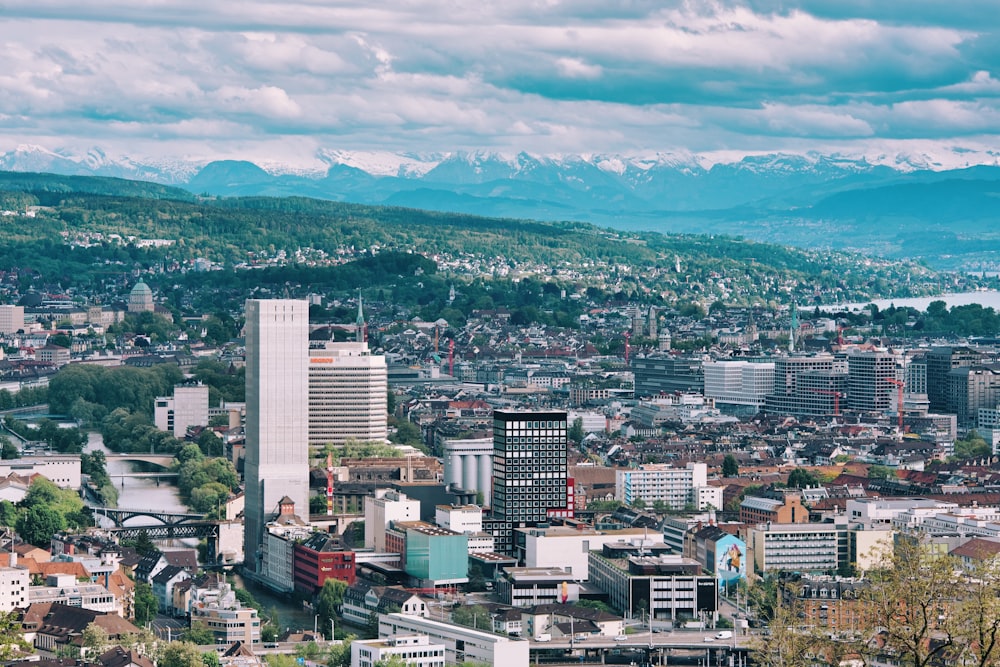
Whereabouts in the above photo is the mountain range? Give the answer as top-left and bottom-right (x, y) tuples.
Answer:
(3, 144), (1000, 267)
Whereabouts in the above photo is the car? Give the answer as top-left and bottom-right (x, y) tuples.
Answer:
(651, 628), (661, 633)
(614, 635), (628, 642)
(704, 636), (715, 642)
(715, 631), (733, 640)
(575, 633), (589, 641)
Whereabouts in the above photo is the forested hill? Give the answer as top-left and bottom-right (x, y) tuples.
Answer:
(0, 170), (947, 306)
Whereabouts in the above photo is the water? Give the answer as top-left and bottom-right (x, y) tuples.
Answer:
(828, 290), (1000, 313)
(86, 432), (321, 633)
(85, 432), (187, 517)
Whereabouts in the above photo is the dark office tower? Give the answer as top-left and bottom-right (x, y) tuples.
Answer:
(847, 350), (899, 413)
(926, 347), (980, 413)
(488, 411), (571, 555)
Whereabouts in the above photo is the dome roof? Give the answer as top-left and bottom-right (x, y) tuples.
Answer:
(130, 281), (152, 296)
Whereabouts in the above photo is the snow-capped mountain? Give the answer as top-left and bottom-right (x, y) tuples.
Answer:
(3, 144), (1000, 224)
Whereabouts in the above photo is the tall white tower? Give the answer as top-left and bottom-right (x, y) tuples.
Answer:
(244, 299), (311, 574)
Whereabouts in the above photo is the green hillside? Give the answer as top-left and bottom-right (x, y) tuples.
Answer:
(0, 171), (950, 306)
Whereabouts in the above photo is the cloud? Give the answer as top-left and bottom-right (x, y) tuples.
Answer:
(0, 1), (997, 162)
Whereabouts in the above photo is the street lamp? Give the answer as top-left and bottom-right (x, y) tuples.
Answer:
(330, 617), (335, 642)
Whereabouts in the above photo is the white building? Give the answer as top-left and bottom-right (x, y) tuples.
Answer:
(365, 489), (421, 551)
(514, 526), (661, 582)
(566, 411), (607, 434)
(28, 574), (119, 614)
(0, 456), (81, 489)
(435, 505), (482, 534)
(261, 503), (313, 593)
(352, 635), (445, 667)
(703, 360), (775, 414)
(0, 564), (28, 611)
(244, 299), (311, 577)
(615, 462), (720, 510)
(0, 305), (24, 334)
(154, 383), (210, 437)
(379, 613), (529, 667)
(748, 521), (848, 575)
(309, 342), (388, 448)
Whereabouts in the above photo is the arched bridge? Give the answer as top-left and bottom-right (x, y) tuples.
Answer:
(89, 505), (205, 527)
(104, 453), (176, 469)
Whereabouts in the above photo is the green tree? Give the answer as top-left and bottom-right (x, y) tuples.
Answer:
(786, 468), (820, 489)
(159, 641), (203, 667)
(196, 429), (223, 457)
(16, 505), (66, 547)
(452, 604), (491, 631)
(630, 498), (646, 510)
(0, 610), (31, 660)
(867, 464), (896, 480)
(0, 437), (18, 460)
(721, 454), (739, 478)
(316, 578), (348, 638)
(389, 420), (423, 447)
(568, 418), (584, 444)
(955, 430), (992, 460)
(134, 581), (158, 626)
(202, 652), (220, 667)
(0, 501), (17, 527)
(182, 622), (215, 645)
(81, 623), (110, 657)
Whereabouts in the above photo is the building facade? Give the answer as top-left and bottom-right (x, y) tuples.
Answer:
(490, 410), (570, 555)
(378, 613), (529, 667)
(308, 342), (388, 449)
(352, 635), (446, 667)
(244, 299), (311, 576)
(615, 463), (718, 510)
(154, 383), (210, 438)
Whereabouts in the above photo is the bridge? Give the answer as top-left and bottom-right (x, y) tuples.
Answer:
(104, 453), (176, 468)
(88, 505), (205, 527)
(102, 521), (220, 542)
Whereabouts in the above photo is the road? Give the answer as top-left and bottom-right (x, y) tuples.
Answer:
(530, 629), (749, 651)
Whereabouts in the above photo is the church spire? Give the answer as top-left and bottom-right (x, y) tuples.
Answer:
(356, 293), (366, 343)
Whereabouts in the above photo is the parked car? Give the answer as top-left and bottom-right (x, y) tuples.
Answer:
(614, 635), (628, 642)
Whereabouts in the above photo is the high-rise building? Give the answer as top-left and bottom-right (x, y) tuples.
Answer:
(154, 383), (209, 437)
(489, 410), (571, 554)
(764, 355), (847, 417)
(926, 346), (980, 413)
(308, 341), (388, 448)
(632, 355), (703, 397)
(847, 350), (900, 413)
(244, 299), (311, 575)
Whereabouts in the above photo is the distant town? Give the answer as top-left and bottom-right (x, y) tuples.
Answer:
(0, 248), (999, 667)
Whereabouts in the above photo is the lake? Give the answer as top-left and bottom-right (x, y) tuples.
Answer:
(829, 290), (1000, 312)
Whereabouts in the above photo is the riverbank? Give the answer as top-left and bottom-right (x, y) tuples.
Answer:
(828, 289), (1000, 312)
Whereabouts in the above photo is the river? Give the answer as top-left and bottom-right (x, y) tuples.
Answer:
(84, 432), (316, 632)
(85, 432), (188, 517)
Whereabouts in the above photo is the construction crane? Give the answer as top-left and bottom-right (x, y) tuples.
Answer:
(807, 388), (844, 416)
(886, 378), (906, 433)
(326, 452), (335, 516)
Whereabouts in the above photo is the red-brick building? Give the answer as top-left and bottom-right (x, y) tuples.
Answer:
(293, 533), (356, 594)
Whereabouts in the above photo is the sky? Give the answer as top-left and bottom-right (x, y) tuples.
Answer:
(2, 0), (1000, 168)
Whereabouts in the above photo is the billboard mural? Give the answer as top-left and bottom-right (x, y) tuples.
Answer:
(714, 533), (747, 587)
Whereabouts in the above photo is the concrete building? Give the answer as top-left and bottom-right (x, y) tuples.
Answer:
(490, 410), (571, 555)
(703, 360), (775, 415)
(154, 383), (210, 438)
(949, 365), (1000, 427)
(0, 305), (24, 334)
(747, 521), (849, 575)
(632, 355), (704, 397)
(847, 350), (900, 413)
(588, 549), (716, 623)
(244, 299), (311, 576)
(441, 437), (492, 497)
(0, 564), (28, 611)
(496, 567), (579, 607)
(926, 346), (980, 413)
(308, 342), (388, 449)
(260, 498), (312, 593)
(0, 456), (80, 488)
(365, 489), (421, 551)
(435, 505), (483, 535)
(352, 635), (446, 667)
(764, 354), (847, 417)
(515, 526), (663, 582)
(379, 612), (529, 667)
(615, 462), (721, 510)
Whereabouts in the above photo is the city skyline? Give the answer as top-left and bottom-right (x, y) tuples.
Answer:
(2, 2), (1000, 169)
